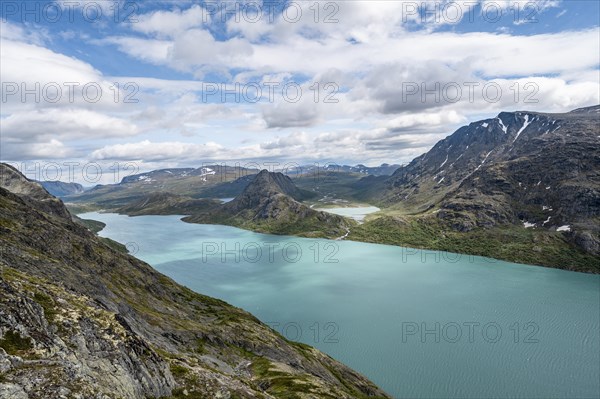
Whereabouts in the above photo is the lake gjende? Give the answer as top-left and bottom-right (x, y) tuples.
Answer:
(81, 212), (600, 399)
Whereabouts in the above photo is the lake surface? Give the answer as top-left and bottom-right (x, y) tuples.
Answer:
(316, 206), (380, 222)
(81, 212), (600, 399)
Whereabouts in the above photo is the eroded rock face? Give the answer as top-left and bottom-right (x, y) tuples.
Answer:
(0, 275), (175, 399)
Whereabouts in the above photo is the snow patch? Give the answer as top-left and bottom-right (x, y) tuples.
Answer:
(542, 206), (553, 211)
(498, 118), (508, 134)
(513, 114), (531, 143)
(482, 122), (489, 128)
(542, 216), (551, 225)
(438, 177), (445, 184)
(523, 222), (536, 228)
(556, 225), (571, 232)
(474, 151), (493, 172)
(439, 154), (449, 169)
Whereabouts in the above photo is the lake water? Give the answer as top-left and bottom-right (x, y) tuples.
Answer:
(316, 206), (380, 222)
(81, 212), (600, 399)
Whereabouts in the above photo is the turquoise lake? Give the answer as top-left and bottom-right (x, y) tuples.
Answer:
(81, 212), (600, 399)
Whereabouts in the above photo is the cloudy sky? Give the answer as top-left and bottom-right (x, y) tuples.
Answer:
(1, 0), (599, 183)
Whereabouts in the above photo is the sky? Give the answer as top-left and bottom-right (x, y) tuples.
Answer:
(1, 0), (599, 184)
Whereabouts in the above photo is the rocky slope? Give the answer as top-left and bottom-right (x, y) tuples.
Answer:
(0, 163), (71, 219)
(38, 181), (84, 197)
(0, 163), (389, 398)
(184, 170), (353, 238)
(352, 105), (600, 271)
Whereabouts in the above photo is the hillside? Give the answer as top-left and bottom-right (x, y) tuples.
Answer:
(115, 192), (221, 216)
(0, 163), (389, 398)
(65, 165), (261, 209)
(351, 105), (600, 272)
(38, 181), (84, 197)
(184, 170), (354, 238)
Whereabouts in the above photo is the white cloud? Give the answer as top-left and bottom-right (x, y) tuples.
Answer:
(90, 140), (226, 161)
(1, 108), (139, 141)
(131, 4), (209, 38)
(97, 36), (172, 65)
(1, 1), (598, 169)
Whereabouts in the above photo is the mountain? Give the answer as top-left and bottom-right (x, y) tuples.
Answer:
(38, 180), (84, 197)
(0, 163), (71, 219)
(351, 105), (600, 272)
(184, 170), (353, 238)
(290, 163), (402, 177)
(0, 163), (389, 398)
(115, 192), (221, 216)
(65, 165), (260, 209)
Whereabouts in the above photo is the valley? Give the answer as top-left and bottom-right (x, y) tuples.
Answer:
(64, 106), (600, 273)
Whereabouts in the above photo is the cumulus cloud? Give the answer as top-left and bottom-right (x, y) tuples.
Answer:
(131, 4), (209, 38)
(2, 109), (138, 140)
(1, 0), (598, 169)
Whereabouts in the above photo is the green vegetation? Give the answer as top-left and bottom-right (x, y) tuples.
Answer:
(350, 216), (600, 273)
(75, 217), (106, 233)
(33, 292), (58, 322)
(0, 331), (33, 355)
(169, 363), (189, 378)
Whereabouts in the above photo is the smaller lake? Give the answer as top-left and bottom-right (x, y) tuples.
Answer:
(316, 206), (380, 222)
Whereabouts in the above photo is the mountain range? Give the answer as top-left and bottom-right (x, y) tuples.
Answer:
(0, 163), (389, 398)
(61, 105), (600, 272)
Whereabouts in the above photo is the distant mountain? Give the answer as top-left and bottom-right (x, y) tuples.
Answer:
(184, 170), (353, 238)
(0, 163), (389, 398)
(351, 105), (600, 272)
(66, 163), (400, 210)
(38, 180), (84, 197)
(116, 192), (221, 216)
(290, 163), (401, 177)
(65, 165), (260, 208)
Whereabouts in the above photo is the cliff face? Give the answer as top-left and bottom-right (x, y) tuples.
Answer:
(0, 164), (389, 398)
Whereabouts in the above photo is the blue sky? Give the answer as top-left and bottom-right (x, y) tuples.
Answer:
(1, 0), (599, 183)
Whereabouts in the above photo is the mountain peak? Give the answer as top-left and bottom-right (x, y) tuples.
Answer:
(239, 170), (306, 202)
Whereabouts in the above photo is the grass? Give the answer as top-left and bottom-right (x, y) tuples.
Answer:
(169, 363), (189, 378)
(33, 292), (59, 322)
(0, 330), (33, 355)
(75, 218), (106, 233)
